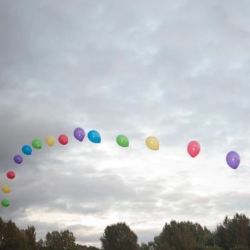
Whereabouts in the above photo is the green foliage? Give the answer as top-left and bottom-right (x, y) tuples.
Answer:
(153, 220), (212, 250)
(215, 213), (250, 250)
(45, 230), (77, 250)
(24, 226), (37, 250)
(203, 247), (224, 250)
(0, 218), (36, 250)
(140, 243), (150, 250)
(140, 242), (156, 250)
(231, 246), (250, 250)
(36, 239), (46, 250)
(2, 213), (250, 250)
(101, 222), (139, 250)
(0, 218), (100, 250)
(76, 245), (100, 250)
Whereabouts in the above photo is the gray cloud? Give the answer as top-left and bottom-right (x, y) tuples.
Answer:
(1, 0), (250, 246)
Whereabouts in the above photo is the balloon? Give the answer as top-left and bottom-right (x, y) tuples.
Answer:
(116, 135), (129, 147)
(6, 171), (15, 180)
(58, 134), (69, 145)
(1, 198), (10, 208)
(187, 140), (200, 158)
(46, 136), (56, 147)
(74, 128), (85, 142)
(87, 130), (101, 143)
(145, 136), (159, 150)
(2, 185), (11, 194)
(226, 151), (240, 169)
(13, 154), (23, 164)
(32, 138), (42, 149)
(22, 145), (32, 155)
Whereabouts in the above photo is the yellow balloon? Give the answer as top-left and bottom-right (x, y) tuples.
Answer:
(46, 136), (56, 147)
(2, 185), (11, 194)
(145, 136), (159, 150)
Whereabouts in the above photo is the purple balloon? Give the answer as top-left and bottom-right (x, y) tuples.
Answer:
(13, 154), (23, 164)
(226, 151), (240, 169)
(73, 128), (85, 142)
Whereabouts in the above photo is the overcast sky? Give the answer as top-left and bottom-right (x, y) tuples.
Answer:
(1, 0), (250, 247)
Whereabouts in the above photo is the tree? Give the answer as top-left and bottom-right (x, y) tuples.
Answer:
(45, 230), (77, 250)
(154, 220), (213, 250)
(0, 219), (22, 250)
(0, 217), (101, 250)
(101, 222), (139, 250)
(36, 239), (46, 250)
(231, 246), (249, 250)
(140, 242), (156, 250)
(203, 247), (223, 250)
(215, 214), (250, 250)
(0, 219), (36, 250)
(23, 226), (37, 250)
(76, 245), (100, 250)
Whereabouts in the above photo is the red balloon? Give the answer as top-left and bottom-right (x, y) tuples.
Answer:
(6, 170), (15, 180)
(187, 140), (200, 158)
(58, 134), (68, 145)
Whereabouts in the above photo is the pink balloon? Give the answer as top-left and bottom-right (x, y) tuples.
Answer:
(187, 140), (200, 158)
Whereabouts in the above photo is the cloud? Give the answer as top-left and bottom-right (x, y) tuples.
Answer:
(1, 0), (250, 246)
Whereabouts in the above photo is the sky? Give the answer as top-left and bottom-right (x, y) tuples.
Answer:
(1, 0), (250, 247)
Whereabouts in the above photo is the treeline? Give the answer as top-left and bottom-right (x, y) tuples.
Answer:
(0, 218), (98, 250)
(1, 213), (250, 250)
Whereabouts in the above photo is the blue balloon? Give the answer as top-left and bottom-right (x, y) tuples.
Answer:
(22, 145), (32, 155)
(87, 130), (101, 143)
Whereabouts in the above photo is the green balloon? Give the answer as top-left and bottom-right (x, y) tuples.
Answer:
(116, 135), (129, 147)
(1, 198), (10, 208)
(32, 138), (42, 149)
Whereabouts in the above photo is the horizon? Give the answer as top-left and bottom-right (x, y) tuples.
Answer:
(0, 212), (245, 246)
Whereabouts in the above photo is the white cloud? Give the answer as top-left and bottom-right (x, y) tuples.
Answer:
(1, 0), (250, 246)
